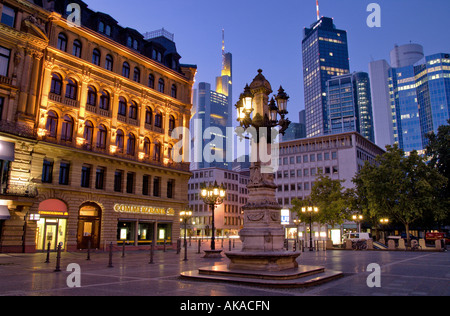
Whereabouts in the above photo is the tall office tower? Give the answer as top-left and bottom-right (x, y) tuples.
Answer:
(370, 44), (450, 153)
(302, 17), (350, 138)
(191, 31), (233, 170)
(326, 72), (375, 142)
(191, 82), (230, 170)
(216, 30), (233, 127)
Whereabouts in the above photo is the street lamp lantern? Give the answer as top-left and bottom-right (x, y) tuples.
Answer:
(200, 181), (226, 251)
(275, 86), (289, 114)
(242, 84), (254, 114)
(235, 69), (291, 136)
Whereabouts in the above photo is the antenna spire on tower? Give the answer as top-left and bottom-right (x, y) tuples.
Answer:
(316, 0), (320, 21)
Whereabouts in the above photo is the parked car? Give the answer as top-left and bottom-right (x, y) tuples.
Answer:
(342, 232), (372, 242)
(426, 232), (450, 245)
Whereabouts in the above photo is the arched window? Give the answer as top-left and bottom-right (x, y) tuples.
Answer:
(83, 121), (94, 145)
(116, 129), (124, 151)
(50, 73), (63, 95)
(155, 111), (163, 128)
(171, 84), (177, 98)
(158, 78), (165, 93)
(122, 62), (130, 78)
(127, 36), (133, 48)
(118, 97), (127, 116)
(73, 39), (82, 58)
(105, 54), (113, 71)
(129, 101), (138, 120)
(145, 107), (153, 125)
(133, 67), (140, 83)
(97, 124), (107, 149)
(153, 141), (161, 162)
(127, 133), (136, 156)
(168, 115), (175, 133)
(57, 33), (67, 51)
(148, 74), (155, 89)
(65, 78), (78, 100)
(143, 137), (151, 156)
(92, 48), (101, 66)
(87, 86), (97, 106)
(99, 90), (110, 110)
(45, 111), (58, 138)
(61, 115), (74, 141)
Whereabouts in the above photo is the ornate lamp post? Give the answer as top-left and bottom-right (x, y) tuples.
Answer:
(226, 69), (300, 271)
(301, 205), (319, 251)
(352, 214), (363, 233)
(180, 209), (192, 261)
(200, 181), (226, 251)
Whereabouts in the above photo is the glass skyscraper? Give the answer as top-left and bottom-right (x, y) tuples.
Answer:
(388, 53), (450, 153)
(326, 72), (375, 142)
(302, 17), (350, 138)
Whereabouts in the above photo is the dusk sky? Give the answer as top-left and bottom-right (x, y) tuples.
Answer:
(84, 0), (450, 123)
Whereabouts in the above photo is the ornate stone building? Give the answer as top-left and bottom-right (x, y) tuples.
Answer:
(0, 0), (196, 252)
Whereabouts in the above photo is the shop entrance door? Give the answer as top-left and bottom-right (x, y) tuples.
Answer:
(44, 223), (57, 250)
(77, 219), (100, 249)
(77, 203), (101, 249)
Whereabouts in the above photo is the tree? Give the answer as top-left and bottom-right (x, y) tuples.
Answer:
(356, 144), (447, 246)
(291, 175), (351, 228)
(426, 120), (450, 226)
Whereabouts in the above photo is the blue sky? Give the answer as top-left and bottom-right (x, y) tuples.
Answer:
(84, 0), (450, 123)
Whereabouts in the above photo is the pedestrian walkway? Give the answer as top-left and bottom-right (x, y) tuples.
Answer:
(0, 240), (449, 296)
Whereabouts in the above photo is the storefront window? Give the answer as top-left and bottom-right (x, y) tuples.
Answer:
(157, 223), (172, 244)
(117, 221), (135, 244)
(138, 222), (154, 245)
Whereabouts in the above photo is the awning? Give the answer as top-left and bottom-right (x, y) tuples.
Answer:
(0, 205), (10, 220)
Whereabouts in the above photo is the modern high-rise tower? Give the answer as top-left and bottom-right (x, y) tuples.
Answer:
(302, 17), (350, 138)
(191, 30), (233, 170)
(369, 44), (450, 153)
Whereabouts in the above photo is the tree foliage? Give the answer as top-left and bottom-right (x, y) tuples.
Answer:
(354, 144), (447, 244)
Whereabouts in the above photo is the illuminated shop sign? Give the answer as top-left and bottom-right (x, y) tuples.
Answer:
(113, 204), (175, 216)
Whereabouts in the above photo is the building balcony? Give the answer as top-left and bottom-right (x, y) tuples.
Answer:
(0, 75), (13, 86)
(1, 183), (38, 198)
(49, 93), (80, 108)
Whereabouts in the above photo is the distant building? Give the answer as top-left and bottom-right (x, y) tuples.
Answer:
(326, 72), (375, 142)
(369, 43), (450, 153)
(281, 123), (306, 141)
(302, 17), (350, 138)
(188, 168), (249, 238)
(275, 132), (384, 244)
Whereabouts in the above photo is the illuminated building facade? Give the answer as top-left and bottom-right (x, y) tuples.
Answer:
(302, 17), (350, 138)
(326, 72), (375, 142)
(370, 43), (450, 153)
(0, 0), (196, 252)
(187, 167), (248, 238)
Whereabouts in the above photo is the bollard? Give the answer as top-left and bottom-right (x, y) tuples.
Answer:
(302, 240), (305, 252)
(163, 238), (166, 252)
(176, 239), (181, 254)
(122, 241), (126, 258)
(87, 239), (91, 261)
(229, 239), (231, 251)
(197, 239), (201, 254)
(149, 239), (154, 264)
(54, 243), (62, 272)
(45, 242), (51, 263)
(108, 242), (113, 268)
(233, 238), (235, 248)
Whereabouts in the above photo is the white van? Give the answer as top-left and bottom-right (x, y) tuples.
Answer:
(342, 232), (372, 242)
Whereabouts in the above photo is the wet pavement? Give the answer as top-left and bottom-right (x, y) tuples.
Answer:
(0, 241), (449, 297)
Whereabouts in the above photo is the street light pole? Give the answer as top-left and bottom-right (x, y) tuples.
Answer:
(302, 205), (319, 251)
(200, 182), (226, 251)
(180, 209), (192, 261)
